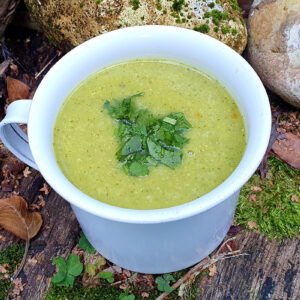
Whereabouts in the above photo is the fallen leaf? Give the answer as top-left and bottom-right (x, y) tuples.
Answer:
(0, 266), (7, 274)
(208, 264), (217, 277)
(250, 186), (262, 193)
(248, 221), (258, 230)
(272, 133), (300, 170)
(7, 76), (31, 103)
(141, 292), (149, 298)
(10, 278), (24, 297)
(40, 183), (50, 195)
(23, 167), (31, 178)
(27, 258), (38, 265)
(102, 265), (122, 275)
(291, 195), (299, 203)
(248, 194), (257, 202)
(0, 195), (42, 240)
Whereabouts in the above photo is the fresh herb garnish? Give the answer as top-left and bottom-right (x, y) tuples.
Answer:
(103, 93), (192, 177)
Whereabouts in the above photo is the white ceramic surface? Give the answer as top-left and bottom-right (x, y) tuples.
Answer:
(0, 26), (271, 273)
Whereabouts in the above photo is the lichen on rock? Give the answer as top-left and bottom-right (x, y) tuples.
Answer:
(24, 0), (247, 54)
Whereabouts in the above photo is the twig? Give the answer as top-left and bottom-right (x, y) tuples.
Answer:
(11, 239), (29, 280)
(156, 237), (247, 300)
(35, 52), (60, 79)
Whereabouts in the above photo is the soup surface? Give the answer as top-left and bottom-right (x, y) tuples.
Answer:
(53, 60), (246, 209)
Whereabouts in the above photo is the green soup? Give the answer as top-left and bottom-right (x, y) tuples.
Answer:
(53, 60), (246, 209)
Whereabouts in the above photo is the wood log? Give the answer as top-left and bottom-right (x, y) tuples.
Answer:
(0, 170), (80, 299)
(197, 232), (300, 300)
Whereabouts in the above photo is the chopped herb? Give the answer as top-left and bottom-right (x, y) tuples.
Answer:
(172, 0), (185, 12)
(79, 2), (83, 8)
(103, 93), (192, 177)
(208, 2), (215, 8)
(131, 0), (140, 10)
(194, 24), (210, 33)
(221, 26), (230, 34)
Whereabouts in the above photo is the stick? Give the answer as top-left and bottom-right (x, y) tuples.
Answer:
(34, 52), (60, 80)
(156, 237), (247, 300)
(11, 239), (29, 280)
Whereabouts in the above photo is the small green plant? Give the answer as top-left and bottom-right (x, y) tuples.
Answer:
(155, 274), (175, 292)
(52, 254), (83, 287)
(119, 293), (135, 300)
(79, 232), (96, 254)
(99, 271), (114, 283)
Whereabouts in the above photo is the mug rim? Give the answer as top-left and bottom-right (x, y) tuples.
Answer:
(28, 25), (271, 224)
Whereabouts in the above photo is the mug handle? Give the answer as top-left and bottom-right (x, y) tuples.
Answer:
(0, 100), (38, 170)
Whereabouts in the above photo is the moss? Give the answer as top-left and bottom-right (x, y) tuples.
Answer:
(45, 267), (209, 299)
(0, 245), (25, 300)
(231, 28), (237, 35)
(204, 10), (228, 26)
(172, 0), (185, 12)
(214, 26), (219, 32)
(194, 24), (210, 33)
(236, 156), (300, 240)
(208, 2), (215, 8)
(221, 26), (230, 34)
(131, 0), (140, 10)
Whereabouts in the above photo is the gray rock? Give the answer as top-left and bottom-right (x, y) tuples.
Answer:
(247, 0), (300, 108)
(24, 0), (247, 54)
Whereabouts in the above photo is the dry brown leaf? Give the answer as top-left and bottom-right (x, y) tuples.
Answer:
(250, 186), (262, 193)
(248, 221), (258, 230)
(272, 133), (300, 170)
(291, 195), (299, 203)
(141, 292), (150, 298)
(0, 266), (7, 274)
(23, 167), (32, 178)
(248, 194), (257, 202)
(39, 183), (50, 195)
(7, 77), (31, 103)
(208, 264), (217, 277)
(0, 195), (42, 240)
(10, 278), (24, 297)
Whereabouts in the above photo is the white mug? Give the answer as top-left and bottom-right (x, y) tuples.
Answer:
(0, 26), (271, 273)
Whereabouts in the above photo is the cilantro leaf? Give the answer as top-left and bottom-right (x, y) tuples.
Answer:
(78, 232), (96, 254)
(155, 274), (175, 292)
(103, 93), (191, 177)
(120, 136), (143, 156)
(129, 161), (149, 176)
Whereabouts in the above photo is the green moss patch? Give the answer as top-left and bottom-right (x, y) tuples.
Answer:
(236, 156), (300, 239)
(0, 244), (25, 300)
